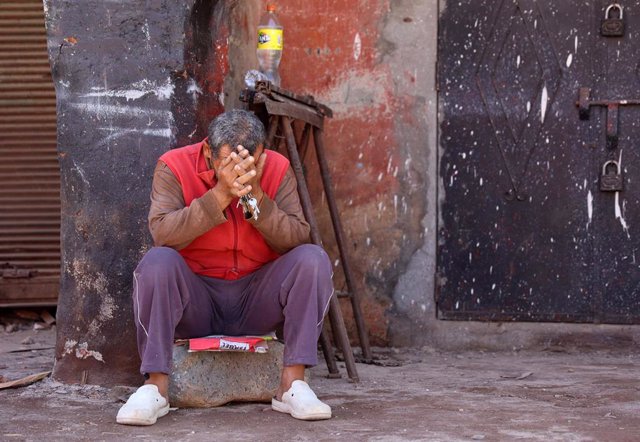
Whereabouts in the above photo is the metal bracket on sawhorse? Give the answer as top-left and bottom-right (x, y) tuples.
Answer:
(577, 87), (640, 150)
(241, 81), (372, 382)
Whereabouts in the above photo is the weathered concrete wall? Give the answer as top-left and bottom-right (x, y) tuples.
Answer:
(44, 0), (237, 385)
(381, 1), (438, 347)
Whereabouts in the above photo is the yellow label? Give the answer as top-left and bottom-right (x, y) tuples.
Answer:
(257, 28), (283, 50)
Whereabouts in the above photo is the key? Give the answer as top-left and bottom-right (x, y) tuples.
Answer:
(237, 193), (260, 220)
(246, 196), (260, 220)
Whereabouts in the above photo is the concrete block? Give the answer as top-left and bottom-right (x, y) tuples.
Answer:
(168, 341), (283, 408)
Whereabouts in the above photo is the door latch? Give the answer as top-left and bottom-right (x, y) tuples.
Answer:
(577, 88), (640, 150)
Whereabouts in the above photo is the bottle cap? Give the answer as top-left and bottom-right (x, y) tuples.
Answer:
(267, 3), (276, 12)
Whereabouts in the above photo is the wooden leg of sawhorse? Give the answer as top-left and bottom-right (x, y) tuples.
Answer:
(319, 324), (341, 378)
(312, 127), (372, 361)
(280, 116), (359, 382)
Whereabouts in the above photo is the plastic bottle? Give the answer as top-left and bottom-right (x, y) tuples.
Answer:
(256, 4), (283, 86)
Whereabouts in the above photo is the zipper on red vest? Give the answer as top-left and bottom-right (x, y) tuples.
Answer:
(227, 205), (239, 275)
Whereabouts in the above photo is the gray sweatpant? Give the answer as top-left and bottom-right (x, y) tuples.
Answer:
(132, 244), (333, 375)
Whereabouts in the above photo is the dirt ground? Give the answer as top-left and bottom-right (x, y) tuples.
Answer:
(1, 315), (639, 441)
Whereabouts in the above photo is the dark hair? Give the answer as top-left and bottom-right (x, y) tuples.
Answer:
(207, 109), (265, 157)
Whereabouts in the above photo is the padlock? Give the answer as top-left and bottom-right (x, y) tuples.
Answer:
(601, 3), (625, 37)
(600, 160), (624, 192)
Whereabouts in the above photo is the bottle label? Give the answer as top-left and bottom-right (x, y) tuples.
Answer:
(257, 28), (283, 50)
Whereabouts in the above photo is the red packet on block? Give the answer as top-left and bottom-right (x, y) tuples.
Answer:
(186, 334), (276, 353)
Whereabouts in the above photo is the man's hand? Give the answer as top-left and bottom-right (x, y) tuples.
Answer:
(212, 147), (257, 210)
(231, 145), (267, 204)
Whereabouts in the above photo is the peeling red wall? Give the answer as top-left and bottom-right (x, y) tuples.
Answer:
(279, 1), (395, 345)
(227, 1), (426, 345)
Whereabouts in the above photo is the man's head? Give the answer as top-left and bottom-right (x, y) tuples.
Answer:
(206, 109), (266, 159)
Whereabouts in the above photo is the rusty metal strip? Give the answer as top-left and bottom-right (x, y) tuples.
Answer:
(0, 0), (59, 307)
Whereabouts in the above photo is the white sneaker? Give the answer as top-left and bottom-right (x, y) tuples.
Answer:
(116, 384), (170, 426)
(271, 380), (332, 420)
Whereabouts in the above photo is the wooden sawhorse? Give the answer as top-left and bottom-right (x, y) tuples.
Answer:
(241, 81), (372, 381)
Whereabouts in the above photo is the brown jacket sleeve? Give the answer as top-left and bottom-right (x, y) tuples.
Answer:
(148, 161), (310, 253)
(148, 161), (227, 250)
(248, 167), (311, 254)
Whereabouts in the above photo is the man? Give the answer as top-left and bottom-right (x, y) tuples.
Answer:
(116, 109), (333, 425)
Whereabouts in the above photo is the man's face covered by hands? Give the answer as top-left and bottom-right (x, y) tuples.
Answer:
(204, 142), (267, 201)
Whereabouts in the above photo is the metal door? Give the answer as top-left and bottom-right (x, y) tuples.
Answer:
(0, 0), (60, 306)
(437, 0), (640, 323)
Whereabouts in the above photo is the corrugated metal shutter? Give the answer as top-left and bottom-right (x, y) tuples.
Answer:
(0, 0), (60, 306)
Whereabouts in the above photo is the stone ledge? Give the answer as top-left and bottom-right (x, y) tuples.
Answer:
(169, 341), (283, 408)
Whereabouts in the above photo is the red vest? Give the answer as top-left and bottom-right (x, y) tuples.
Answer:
(160, 140), (290, 279)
